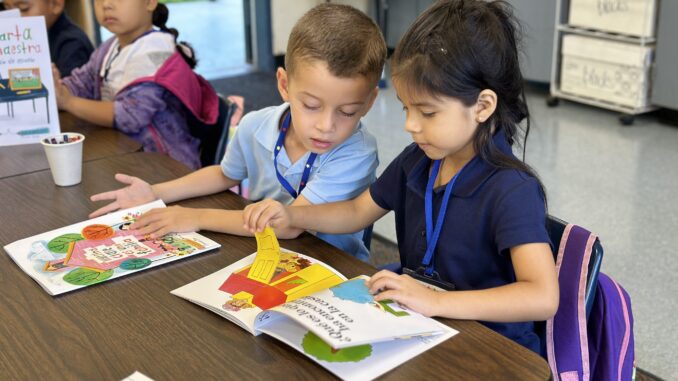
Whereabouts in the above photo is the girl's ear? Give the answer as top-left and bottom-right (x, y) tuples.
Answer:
(474, 89), (497, 124)
(276, 67), (290, 102)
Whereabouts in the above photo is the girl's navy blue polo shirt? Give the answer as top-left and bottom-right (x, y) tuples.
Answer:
(369, 128), (550, 353)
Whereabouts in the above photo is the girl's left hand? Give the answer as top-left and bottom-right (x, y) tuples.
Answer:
(130, 206), (200, 238)
(367, 270), (442, 317)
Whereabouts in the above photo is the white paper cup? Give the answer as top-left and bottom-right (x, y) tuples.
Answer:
(41, 132), (85, 186)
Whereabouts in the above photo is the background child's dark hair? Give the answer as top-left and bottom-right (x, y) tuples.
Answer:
(152, 3), (198, 69)
(391, 0), (546, 199)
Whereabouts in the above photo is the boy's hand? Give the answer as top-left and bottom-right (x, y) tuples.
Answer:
(52, 64), (73, 111)
(129, 206), (200, 238)
(89, 174), (157, 218)
(367, 270), (443, 317)
(243, 199), (290, 233)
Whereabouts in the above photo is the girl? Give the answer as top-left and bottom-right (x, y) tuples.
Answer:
(53, 0), (218, 169)
(242, 0), (559, 354)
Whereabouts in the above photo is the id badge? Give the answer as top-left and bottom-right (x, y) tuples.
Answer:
(402, 266), (455, 291)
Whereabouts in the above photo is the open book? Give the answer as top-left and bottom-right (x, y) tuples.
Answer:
(171, 229), (457, 380)
(3, 200), (220, 295)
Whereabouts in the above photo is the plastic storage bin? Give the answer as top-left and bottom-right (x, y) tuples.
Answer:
(569, 0), (657, 38)
(560, 34), (653, 108)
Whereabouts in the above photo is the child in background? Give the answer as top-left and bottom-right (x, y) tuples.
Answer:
(88, 4), (386, 261)
(243, 0), (559, 353)
(4, 0), (94, 76)
(53, 0), (218, 169)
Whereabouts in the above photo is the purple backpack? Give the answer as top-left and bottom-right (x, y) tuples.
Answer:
(546, 224), (635, 381)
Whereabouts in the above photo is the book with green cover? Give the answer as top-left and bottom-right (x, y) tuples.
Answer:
(3, 200), (220, 295)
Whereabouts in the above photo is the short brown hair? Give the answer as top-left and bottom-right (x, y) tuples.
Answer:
(285, 3), (386, 87)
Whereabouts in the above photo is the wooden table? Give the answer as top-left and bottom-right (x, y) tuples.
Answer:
(0, 112), (142, 179)
(0, 152), (552, 380)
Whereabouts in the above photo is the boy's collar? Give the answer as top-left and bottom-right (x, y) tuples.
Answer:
(255, 102), (364, 166)
(255, 103), (291, 153)
(406, 128), (515, 199)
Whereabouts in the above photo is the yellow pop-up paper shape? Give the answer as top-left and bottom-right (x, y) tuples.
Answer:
(247, 227), (281, 284)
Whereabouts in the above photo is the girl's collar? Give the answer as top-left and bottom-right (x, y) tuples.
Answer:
(117, 28), (158, 48)
(407, 128), (513, 199)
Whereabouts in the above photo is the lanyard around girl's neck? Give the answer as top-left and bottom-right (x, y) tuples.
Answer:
(274, 111), (318, 199)
(421, 159), (464, 276)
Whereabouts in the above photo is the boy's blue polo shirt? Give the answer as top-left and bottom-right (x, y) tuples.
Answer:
(369, 128), (550, 353)
(221, 103), (378, 261)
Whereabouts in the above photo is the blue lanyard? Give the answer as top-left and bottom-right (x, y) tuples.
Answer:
(422, 159), (463, 276)
(273, 111), (317, 199)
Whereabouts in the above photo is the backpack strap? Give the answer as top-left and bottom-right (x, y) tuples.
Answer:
(546, 224), (598, 381)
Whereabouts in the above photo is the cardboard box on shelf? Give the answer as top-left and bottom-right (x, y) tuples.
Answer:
(569, 0), (657, 38)
(560, 34), (654, 109)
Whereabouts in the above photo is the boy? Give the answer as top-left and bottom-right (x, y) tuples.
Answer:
(5, 0), (94, 76)
(89, 3), (387, 261)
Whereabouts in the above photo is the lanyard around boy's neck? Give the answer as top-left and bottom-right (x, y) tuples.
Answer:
(274, 111), (317, 199)
(421, 159), (464, 276)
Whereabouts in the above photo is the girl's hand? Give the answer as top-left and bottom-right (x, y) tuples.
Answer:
(52, 64), (73, 111)
(89, 174), (157, 218)
(130, 206), (200, 238)
(243, 199), (290, 233)
(367, 270), (443, 317)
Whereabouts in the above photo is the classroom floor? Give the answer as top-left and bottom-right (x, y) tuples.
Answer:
(362, 82), (678, 380)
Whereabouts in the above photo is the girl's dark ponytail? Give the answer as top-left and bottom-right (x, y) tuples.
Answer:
(152, 3), (198, 69)
(391, 0), (547, 206)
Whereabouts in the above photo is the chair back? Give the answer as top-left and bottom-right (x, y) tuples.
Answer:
(212, 95), (238, 166)
(188, 94), (237, 167)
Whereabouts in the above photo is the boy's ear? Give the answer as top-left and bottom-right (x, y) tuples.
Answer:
(474, 89), (497, 123)
(276, 67), (290, 102)
(361, 86), (379, 117)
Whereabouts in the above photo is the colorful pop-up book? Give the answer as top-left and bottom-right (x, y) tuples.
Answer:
(171, 228), (457, 381)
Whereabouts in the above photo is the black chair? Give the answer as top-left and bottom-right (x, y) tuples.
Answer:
(212, 95), (239, 167)
(362, 224), (374, 252)
(188, 94), (238, 168)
